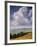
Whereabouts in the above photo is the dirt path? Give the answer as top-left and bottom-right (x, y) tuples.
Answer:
(14, 32), (32, 40)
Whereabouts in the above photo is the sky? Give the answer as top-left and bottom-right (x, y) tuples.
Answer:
(10, 6), (32, 30)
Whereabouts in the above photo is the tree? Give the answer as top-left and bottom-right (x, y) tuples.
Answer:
(10, 33), (13, 39)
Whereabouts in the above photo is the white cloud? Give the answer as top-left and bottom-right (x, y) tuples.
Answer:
(10, 7), (32, 29)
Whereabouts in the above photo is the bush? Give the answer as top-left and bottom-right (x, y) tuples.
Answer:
(20, 32), (24, 36)
(17, 33), (20, 37)
(12, 34), (17, 38)
(16, 32), (25, 37)
(24, 32), (28, 35)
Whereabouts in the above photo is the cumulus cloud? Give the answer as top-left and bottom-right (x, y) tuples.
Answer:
(10, 7), (32, 29)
